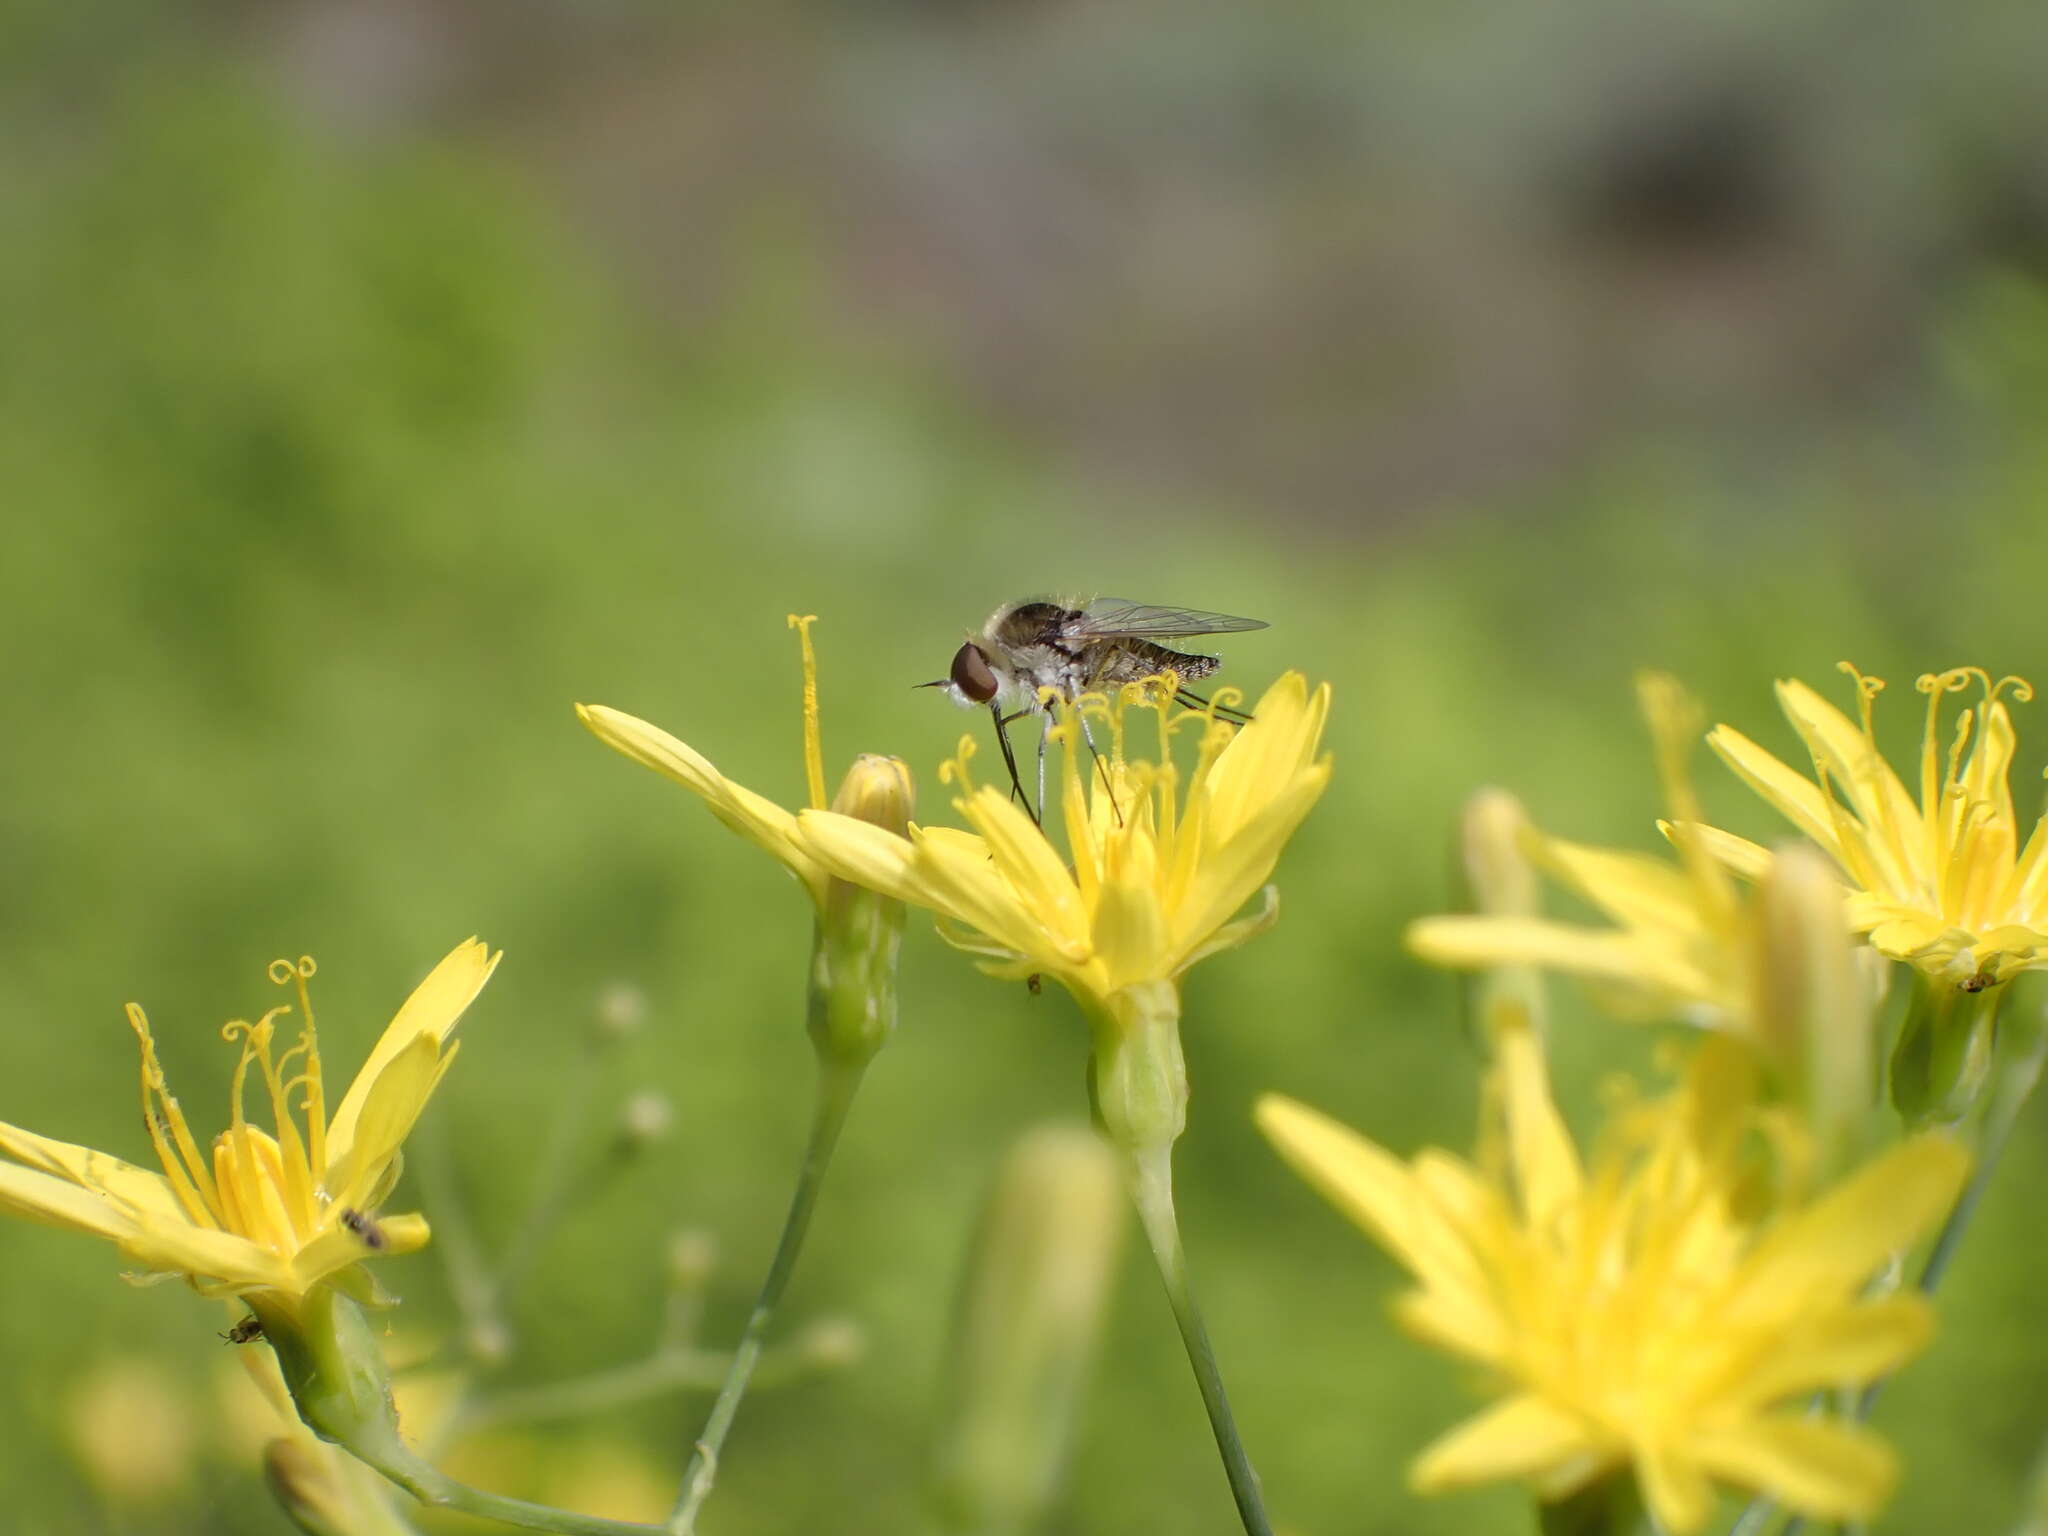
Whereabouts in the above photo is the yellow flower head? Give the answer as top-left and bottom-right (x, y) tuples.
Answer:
(0, 940), (498, 1318)
(578, 615), (910, 910)
(796, 671), (1332, 1021)
(1408, 674), (1754, 1029)
(1705, 664), (2048, 987)
(1257, 1025), (1966, 1534)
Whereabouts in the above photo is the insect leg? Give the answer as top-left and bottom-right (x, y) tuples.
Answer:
(1075, 710), (1124, 827)
(990, 701), (1039, 826)
(1036, 709), (1051, 824)
(1174, 687), (1254, 724)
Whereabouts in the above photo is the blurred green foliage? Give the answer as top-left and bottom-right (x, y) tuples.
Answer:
(4, 58), (2048, 1536)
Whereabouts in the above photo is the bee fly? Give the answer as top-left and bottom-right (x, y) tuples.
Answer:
(922, 598), (1267, 823)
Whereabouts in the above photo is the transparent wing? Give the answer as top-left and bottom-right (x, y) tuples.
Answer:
(1064, 599), (1270, 640)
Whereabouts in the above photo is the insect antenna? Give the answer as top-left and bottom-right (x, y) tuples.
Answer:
(989, 702), (1040, 826)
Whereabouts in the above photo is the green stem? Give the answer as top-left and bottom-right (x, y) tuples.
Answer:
(1538, 1472), (1645, 1535)
(456, 1348), (730, 1434)
(458, 1338), (832, 1435)
(490, 1036), (614, 1319)
(1912, 1023), (2046, 1297)
(415, 1111), (506, 1365)
(348, 1422), (665, 1536)
(1729, 1020), (2048, 1536)
(1122, 1143), (1276, 1536)
(668, 1058), (868, 1535)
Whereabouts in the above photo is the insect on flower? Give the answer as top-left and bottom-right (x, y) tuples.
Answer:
(921, 598), (1268, 823)
(221, 1315), (264, 1345)
(339, 1208), (386, 1251)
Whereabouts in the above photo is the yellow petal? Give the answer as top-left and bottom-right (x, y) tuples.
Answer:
(0, 1122), (188, 1223)
(1661, 819), (1776, 882)
(1773, 679), (1918, 848)
(291, 1211), (433, 1293)
(1723, 1295), (1935, 1407)
(1388, 1287), (1510, 1366)
(960, 786), (1089, 942)
(1689, 1415), (1896, 1523)
(913, 825), (1087, 969)
(1707, 725), (1840, 856)
(325, 940), (497, 1184)
(1634, 1439), (1715, 1535)
(1255, 1095), (1491, 1315)
(332, 1034), (451, 1207)
(1172, 885), (1279, 974)
(1200, 674), (1325, 843)
(577, 703), (826, 902)
(1493, 1020), (1582, 1227)
(1535, 837), (1705, 936)
(1406, 916), (1707, 1000)
(1092, 872), (1169, 993)
(1729, 1135), (1967, 1315)
(119, 1210), (294, 1291)
(0, 1159), (144, 1242)
(1409, 1393), (1601, 1491)
(1173, 767), (1331, 951)
(796, 808), (921, 900)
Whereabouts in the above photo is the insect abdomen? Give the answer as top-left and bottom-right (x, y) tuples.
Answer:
(1096, 642), (1220, 685)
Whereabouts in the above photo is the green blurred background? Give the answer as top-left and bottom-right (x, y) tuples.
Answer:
(4, 2), (2048, 1532)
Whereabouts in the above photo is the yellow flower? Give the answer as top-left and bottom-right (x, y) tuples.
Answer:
(0, 940), (497, 1318)
(580, 615), (915, 911)
(1703, 664), (2048, 987)
(796, 671), (1331, 1019)
(1256, 1026), (1967, 1534)
(1408, 674), (1753, 1029)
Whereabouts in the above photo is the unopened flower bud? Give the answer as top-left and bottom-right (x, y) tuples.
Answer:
(264, 1438), (354, 1536)
(831, 752), (913, 835)
(1456, 788), (1546, 1042)
(617, 1090), (674, 1150)
(593, 983), (648, 1042)
(795, 1315), (867, 1369)
(666, 1229), (718, 1289)
(263, 1436), (417, 1536)
(809, 755), (912, 1066)
(932, 1126), (1125, 1536)
(1753, 843), (1873, 1166)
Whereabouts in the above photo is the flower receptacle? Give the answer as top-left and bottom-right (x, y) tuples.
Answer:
(1891, 970), (2002, 1127)
(257, 1289), (403, 1453)
(1085, 982), (1187, 1155)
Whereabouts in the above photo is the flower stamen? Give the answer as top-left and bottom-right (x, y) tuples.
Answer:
(788, 614), (827, 812)
(271, 957), (327, 1176)
(126, 1005), (220, 1226)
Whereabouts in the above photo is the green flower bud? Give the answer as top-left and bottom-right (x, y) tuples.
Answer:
(1753, 843), (1874, 1167)
(932, 1126), (1125, 1536)
(808, 754), (912, 1067)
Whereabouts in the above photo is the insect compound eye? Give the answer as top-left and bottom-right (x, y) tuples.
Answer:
(950, 642), (1000, 704)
